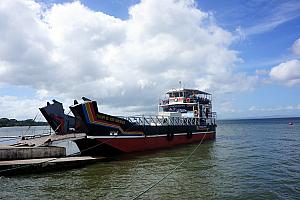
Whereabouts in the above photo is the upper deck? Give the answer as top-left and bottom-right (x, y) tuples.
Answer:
(160, 88), (212, 107)
(158, 88), (214, 118)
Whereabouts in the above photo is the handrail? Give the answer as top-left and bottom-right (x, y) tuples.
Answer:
(119, 115), (216, 126)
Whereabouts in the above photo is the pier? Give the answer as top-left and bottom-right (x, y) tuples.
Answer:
(0, 156), (105, 176)
(0, 133), (106, 176)
(0, 146), (65, 160)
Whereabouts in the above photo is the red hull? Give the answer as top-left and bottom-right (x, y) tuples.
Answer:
(94, 131), (215, 153)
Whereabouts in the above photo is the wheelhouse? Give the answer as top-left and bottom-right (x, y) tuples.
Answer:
(158, 88), (214, 119)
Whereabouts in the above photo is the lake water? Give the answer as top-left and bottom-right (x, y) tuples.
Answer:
(0, 118), (299, 199)
(0, 126), (51, 144)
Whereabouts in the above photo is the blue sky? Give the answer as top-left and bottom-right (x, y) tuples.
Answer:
(0, 0), (299, 119)
(199, 0), (300, 118)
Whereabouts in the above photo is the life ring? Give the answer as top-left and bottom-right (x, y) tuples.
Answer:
(194, 110), (198, 116)
(174, 98), (178, 102)
(186, 98), (190, 103)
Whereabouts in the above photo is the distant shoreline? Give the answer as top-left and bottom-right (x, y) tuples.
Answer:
(218, 116), (300, 121)
(1, 116), (299, 126)
(0, 118), (48, 128)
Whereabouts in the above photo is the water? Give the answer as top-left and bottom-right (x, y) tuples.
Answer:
(0, 126), (79, 155)
(0, 126), (50, 137)
(0, 126), (51, 145)
(1, 118), (299, 200)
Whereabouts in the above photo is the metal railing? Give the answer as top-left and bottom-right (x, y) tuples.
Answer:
(160, 97), (212, 106)
(119, 115), (216, 126)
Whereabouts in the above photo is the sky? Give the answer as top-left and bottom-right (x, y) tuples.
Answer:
(0, 0), (299, 120)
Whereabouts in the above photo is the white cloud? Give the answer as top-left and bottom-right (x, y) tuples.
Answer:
(0, 96), (45, 120)
(255, 69), (269, 75)
(0, 0), (257, 118)
(269, 59), (300, 86)
(216, 100), (238, 113)
(292, 38), (300, 55)
(248, 104), (300, 112)
(234, 26), (246, 42)
(245, 1), (300, 36)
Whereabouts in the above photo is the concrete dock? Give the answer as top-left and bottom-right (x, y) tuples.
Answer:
(0, 146), (66, 160)
(0, 133), (105, 176)
(0, 156), (106, 176)
(16, 133), (86, 147)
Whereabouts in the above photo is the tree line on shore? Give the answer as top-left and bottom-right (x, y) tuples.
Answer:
(0, 118), (48, 127)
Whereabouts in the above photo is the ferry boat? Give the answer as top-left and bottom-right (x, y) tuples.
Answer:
(40, 88), (217, 156)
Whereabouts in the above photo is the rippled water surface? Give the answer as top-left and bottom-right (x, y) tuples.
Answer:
(1, 118), (300, 199)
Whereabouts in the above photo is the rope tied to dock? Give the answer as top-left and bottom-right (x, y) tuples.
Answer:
(131, 132), (208, 200)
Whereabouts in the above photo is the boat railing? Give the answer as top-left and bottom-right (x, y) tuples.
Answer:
(159, 97), (211, 106)
(119, 115), (216, 126)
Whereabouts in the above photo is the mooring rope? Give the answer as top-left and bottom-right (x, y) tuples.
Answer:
(0, 130), (209, 186)
(70, 135), (119, 156)
(23, 112), (40, 136)
(131, 132), (208, 200)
